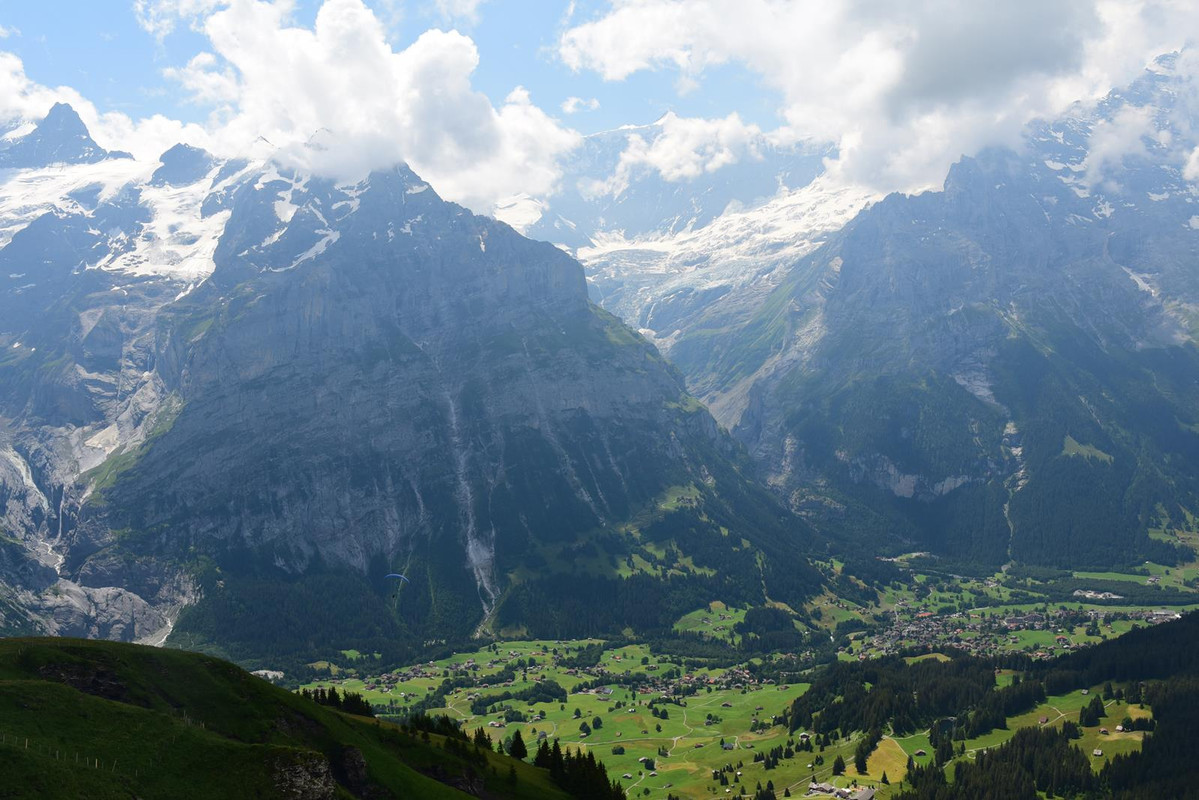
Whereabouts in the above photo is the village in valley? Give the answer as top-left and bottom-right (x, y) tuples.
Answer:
(293, 552), (1192, 800)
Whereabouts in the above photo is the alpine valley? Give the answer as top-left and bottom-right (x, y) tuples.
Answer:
(4, 9), (1199, 799)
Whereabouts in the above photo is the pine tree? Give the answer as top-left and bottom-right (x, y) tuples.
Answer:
(509, 729), (528, 760)
(534, 739), (552, 768)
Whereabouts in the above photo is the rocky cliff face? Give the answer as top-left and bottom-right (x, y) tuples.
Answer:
(720, 60), (1199, 567)
(0, 105), (817, 654)
(0, 105), (201, 642)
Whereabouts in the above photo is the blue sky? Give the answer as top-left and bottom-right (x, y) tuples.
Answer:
(0, 1), (781, 135)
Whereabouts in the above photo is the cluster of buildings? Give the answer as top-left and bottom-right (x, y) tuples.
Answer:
(855, 604), (1184, 661)
(805, 783), (876, 800)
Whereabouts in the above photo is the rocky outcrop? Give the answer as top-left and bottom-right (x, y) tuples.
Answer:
(272, 751), (336, 800)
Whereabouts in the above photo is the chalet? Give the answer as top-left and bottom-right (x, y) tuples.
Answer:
(914, 749), (927, 757)
(1100, 728), (1109, 735)
(1093, 749), (1104, 757)
(1039, 716), (1049, 725)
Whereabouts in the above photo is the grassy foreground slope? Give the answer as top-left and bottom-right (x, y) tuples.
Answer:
(0, 638), (570, 800)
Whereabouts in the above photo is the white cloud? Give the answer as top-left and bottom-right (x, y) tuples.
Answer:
(559, 0), (1199, 194)
(1184, 146), (1199, 182)
(580, 111), (765, 198)
(133, 0), (229, 39)
(0, 25), (20, 39)
(154, 0), (578, 212)
(4, 1), (577, 215)
(434, 0), (488, 23)
(560, 96), (599, 114)
(1082, 105), (1157, 189)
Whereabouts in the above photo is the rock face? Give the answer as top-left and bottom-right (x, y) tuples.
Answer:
(714, 59), (1199, 567)
(0, 106), (816, 655)
(272, 751), (336, 800)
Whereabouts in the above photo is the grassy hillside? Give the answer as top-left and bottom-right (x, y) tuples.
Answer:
(0, 637), (571, 799)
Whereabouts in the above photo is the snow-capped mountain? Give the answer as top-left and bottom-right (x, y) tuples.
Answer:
(514, 112), (879, 366)
(0, 103), (817, 653)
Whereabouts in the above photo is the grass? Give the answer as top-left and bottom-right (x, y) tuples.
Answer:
(672, 602), (747, 645)
(81, 395), (183, 497)
(0, 637), (565, 800)
(310, 637), (837, 799)
(1061, 434), (1114, 463)
(864, 737), (910, 783)
(955, 685), (1152, 774)
(904, 653), (950, 665)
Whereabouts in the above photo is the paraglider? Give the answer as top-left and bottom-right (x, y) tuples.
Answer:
(385, 573), (410, 605)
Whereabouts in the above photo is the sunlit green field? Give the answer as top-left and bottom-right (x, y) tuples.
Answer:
(304, 631), (1164, 800)
(958, 685), (1151, 773)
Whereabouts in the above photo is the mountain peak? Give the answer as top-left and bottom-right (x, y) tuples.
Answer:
(42, 102), (89, 135)
(0, 103), (124, 169)
(151, 142), (216, 186)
